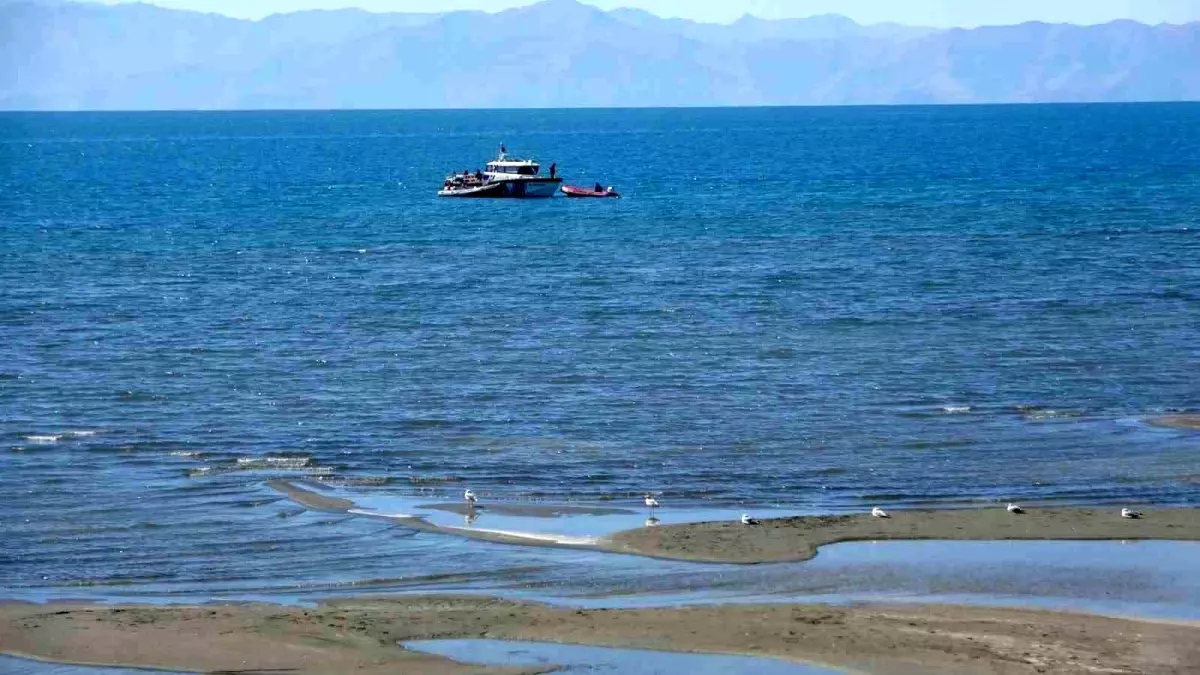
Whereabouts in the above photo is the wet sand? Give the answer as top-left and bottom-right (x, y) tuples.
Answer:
(607, 507), (1200, 563)
(267, 478), (357, 512)
(4, 597), (1198, 675)
(1148, 414), (1200, 430)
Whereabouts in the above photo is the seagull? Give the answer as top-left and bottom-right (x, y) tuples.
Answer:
(1006, 503), (1025, 514)
(644, 493), (659, 510)
(1121, 508), (1142, 519)
(740, 513), (759, 526)
(464, 489), (478, 506)
(871, 507), (890, 518)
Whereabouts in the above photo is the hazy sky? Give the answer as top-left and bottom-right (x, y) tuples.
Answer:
(103, 0), (1200, 26)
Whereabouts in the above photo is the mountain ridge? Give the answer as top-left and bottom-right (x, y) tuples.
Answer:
(2, 0), (1197, 110)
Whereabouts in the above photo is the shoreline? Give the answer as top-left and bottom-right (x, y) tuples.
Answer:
(3, 596), (1197, 675)
(268, 479), (1200, 564)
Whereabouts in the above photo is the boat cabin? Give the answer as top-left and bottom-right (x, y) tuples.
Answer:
(485, 159), (541, 177)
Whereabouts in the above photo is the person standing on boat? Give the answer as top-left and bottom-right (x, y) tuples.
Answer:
(549, 162), (557, 179)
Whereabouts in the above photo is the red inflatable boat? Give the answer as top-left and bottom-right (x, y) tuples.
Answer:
(561, 184), (620, 198)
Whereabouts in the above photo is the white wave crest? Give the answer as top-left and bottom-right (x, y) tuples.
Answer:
(25, 434), (62, 444)
(63, 430), (98, 438)
(348, 508), (415, 519)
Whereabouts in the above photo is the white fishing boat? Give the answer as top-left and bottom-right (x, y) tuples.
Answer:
(438, 145), (562, 198)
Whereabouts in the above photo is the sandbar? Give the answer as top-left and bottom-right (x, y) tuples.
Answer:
(1147, 414), (1200, 430)
(266, 478), (357, 512)
(607, 507), (1200, 563)
(269, 479), (1200, 565)
(2, 596), (1197, 674)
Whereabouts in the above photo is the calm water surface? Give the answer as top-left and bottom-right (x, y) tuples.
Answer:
(1, 104), (1198, 599)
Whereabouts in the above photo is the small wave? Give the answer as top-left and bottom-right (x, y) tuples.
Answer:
(323, 475), (392, 486)
(941, 406), (972, 414)
(760, 347), (797, 360)
(409, 475), (463, 485)
(236, 456), (312, 469)
(64, 429), (97, 437)
(117, 390), (168, 402)
(348, 508), (415, 519)
(170, 450), (204, 458)
(400, 418), (451, 430)
(25, 434), (61, 444)
(1023, 409), (1082, 420)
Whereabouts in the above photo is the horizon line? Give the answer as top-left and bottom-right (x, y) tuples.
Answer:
(5, 101), (1200, 114)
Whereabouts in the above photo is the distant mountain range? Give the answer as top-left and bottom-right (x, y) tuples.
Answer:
(2, 0), (1198, 110)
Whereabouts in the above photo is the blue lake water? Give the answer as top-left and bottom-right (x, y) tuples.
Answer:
(1, 104), (1198, 601)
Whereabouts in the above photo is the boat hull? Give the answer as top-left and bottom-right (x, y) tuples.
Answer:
(561, 185), (620, 198)
(440, 178), (561, 198)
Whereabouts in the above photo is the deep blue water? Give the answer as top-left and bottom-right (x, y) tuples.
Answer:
(1, 104), (1198, 598)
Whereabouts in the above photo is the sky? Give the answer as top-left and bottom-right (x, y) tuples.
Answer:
(101, 0), (1200, 26)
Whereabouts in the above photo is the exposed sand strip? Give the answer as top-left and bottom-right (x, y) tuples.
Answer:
(1147, 414), (1200, 430)
(267, 478), (358, 512)
(607, 507), (1200, 563)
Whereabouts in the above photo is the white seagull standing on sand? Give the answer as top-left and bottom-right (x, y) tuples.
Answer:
(740, 514), (760, 526)
(871, 507), (890, 518)
(1121, 508), (1143, 519)
(644, 493), (659, 511)
(1006, 503), (1025, 514)
(464, 489), (478, 506)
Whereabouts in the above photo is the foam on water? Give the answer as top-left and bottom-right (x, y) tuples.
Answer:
(24, 435), (62, 444)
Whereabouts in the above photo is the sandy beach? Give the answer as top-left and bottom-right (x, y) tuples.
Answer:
(4, 596), (1199, 675)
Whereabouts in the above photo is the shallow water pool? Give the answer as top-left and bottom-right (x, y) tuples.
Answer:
(403, 639), (842, 674)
